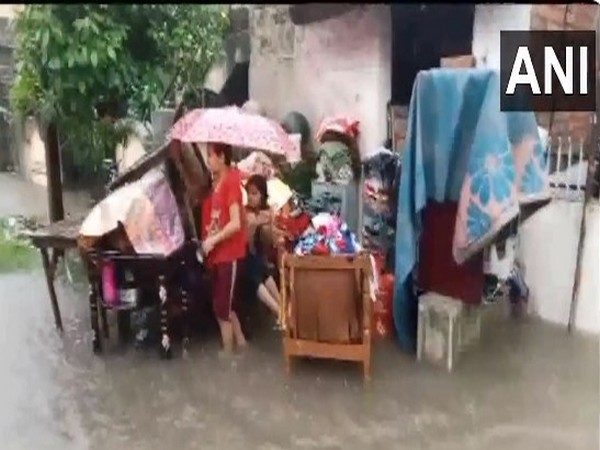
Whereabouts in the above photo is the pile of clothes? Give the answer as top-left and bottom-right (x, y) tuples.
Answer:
(293, 213), (361, 256)
(361, 146), (400, 268)
(314, 116), (361, 186)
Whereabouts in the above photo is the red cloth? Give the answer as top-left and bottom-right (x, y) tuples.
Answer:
(210, 259), (243, 321)
(418, 201), (483, 304)
(373, 272), (395, 340)
(315, 116), (360, 142)
(275, 212), (311, 242)
(201, 168), (248, 266)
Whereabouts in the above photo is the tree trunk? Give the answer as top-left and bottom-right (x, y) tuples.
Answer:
(45, 121), (65, 223)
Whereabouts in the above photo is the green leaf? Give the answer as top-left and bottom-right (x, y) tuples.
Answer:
(90, 50), (98, 67)
(107, 47), (116, 61)
(78, 81), (86, 94)
(41, 29), (50, 48)
(48, 57), (61, 70)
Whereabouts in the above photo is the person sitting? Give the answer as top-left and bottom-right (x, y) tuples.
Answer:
(244, 174), (283, 328)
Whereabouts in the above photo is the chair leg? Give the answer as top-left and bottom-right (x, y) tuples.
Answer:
(363, 356), (371, 382)
(284, 355), (292, 375)
(283, 340), (292, 374)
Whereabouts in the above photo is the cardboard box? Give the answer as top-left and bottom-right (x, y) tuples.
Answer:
(440, 55), (476, 69)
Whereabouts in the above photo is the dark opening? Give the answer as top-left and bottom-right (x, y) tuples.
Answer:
(220, 62), (250, 107)
(391, 4), (475, 105)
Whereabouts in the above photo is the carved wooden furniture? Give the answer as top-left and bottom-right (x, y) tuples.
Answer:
(280, 253), (373, 381)
(86, 243), (195, 358)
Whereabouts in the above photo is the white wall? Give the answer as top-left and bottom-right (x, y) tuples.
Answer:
(249, 5), (391, 157)
(472, 5), (533, 69)
(518, 200), (599, 334)
(0, 4), (22, 19)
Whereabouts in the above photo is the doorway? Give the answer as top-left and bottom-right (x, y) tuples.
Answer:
(391, 4), (475, 106)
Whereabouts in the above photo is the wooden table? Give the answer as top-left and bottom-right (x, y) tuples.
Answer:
(26, 216), (85, 332)
(86, 245), (194, 358)
(26, 217), (194, 359)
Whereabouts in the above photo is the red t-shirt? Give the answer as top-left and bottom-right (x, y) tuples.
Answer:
(201, 168), (248, 266)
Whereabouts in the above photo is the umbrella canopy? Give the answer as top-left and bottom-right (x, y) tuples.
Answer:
(169, 106), (296, 156)
(80, 168), (185, 256)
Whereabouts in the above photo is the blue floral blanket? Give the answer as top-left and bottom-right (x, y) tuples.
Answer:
(393, 68), (549, 350)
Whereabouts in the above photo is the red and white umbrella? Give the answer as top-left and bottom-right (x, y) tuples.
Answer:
(169, 106), (295, 156)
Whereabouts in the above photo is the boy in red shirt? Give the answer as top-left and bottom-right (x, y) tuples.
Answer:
(201, 143), (248, 356)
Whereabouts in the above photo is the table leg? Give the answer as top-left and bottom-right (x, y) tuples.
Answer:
(40, 248), (63, 332)
(179, 260), (190, 354)
(181, 286), (190, 354)
(158, 275), (172, 359)
(89, 281), (102, 354)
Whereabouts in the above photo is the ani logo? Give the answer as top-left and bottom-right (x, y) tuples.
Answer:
(500, 30), (596, 112)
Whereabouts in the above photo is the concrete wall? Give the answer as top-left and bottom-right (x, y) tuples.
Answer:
(18, 118), (47, 186)
(247, 5), (545, 156)
(249, 5), (391, 157)
(0, 4), (22, 19)
(519, 201), (599, 334)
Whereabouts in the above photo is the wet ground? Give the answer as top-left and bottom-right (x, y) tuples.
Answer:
(0, 173), (598, 449)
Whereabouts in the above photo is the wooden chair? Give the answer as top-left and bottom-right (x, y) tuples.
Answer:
(280, 253), (373, 381)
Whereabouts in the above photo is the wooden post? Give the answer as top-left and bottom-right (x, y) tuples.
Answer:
(567, 115), (597, 333)
(44, 121), (65, 223)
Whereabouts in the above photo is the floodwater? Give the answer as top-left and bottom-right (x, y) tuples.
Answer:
(0, 172), (598, 449)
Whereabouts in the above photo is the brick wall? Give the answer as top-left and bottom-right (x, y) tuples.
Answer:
(531, 4), (599, 142)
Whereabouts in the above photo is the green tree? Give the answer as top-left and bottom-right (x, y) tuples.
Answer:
(10, 4), (229, 218)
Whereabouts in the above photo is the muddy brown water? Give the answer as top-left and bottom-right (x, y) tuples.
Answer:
(0, 173), (598, 449)
(1, 268), (597, 450)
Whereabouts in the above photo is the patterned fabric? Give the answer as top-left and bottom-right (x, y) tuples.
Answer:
(315, 141), (354, 185)
(169, 106), (295, 156)
(304, 189), (343, 218)
(280, 160), (317, 200)
(361, 150), (400, 262)
(393, 68), (549, 350)
(237, 151), (276, 180)
(315, 115), (360, 143)
(79, 169), (185, 256)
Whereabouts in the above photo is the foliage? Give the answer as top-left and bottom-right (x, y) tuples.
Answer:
(0, 218), (38, 273)
(10, 4), (229, 179)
